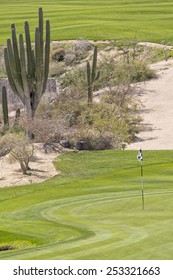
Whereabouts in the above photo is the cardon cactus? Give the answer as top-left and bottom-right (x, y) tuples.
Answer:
(1, 86), (9, 128)
(4, 7), (50, 119)
(87, 45), (100, 104)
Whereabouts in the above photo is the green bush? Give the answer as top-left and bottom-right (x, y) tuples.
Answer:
(116, 60), (156, 83)
(98, 58), (156, 88)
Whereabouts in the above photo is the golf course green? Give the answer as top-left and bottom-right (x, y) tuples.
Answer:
(0, 150), (173, 260)
(0, 0), (173, 44)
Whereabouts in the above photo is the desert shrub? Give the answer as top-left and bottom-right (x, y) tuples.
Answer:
(91, 102), (135, 145)
(36, 92), (57, 118)
(49, 62), (66, 77)
(52, 90), (141, 149)
(0, 135), (11, 156)
(115, 60), (156, 83)
(64, 53), (76, 66)
(19, 116), (66, 144)
(49, 41), (150, 150)
(60, 66), (87, 90)
(53, 85), (87, 126)
(0, 132), (26, 157)
(73, 40), (93, 61)
(52, 66), (142, 149)
(73, 40), (93, 53)
(97, 57), (156, 91)
(70, 129), (114, 150)
(86, 133), (113, 150)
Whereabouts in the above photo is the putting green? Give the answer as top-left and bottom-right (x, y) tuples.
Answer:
(0, 150), (173, 259)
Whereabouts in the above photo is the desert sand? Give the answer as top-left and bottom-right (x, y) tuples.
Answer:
(0, 144), (58, 188)
(127, 58), (173, 150)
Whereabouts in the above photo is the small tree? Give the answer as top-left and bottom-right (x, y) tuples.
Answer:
(10, 141), (34, 175)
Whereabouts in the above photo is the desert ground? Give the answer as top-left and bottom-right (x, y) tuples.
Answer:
(0, 144), (58, 188)
(127, 57), (173, 150)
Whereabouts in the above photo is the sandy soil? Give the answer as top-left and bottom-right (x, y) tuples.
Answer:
(0, 144), (59, 188)
(127, 58), (173, 150)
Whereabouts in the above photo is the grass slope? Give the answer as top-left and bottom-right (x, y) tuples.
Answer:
(0, 1), (173, 44)
(0, 150), (173, 259)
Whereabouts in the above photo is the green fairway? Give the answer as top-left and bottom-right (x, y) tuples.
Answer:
(0, 1), (173, 44)
(0, 150), (173, 259)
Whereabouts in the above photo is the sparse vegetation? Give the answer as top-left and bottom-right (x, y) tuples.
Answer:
(0, 38), (157, 151)
(0, 131), (35, 174)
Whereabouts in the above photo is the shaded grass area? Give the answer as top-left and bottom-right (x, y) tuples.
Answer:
(0, 1), (173, 44)
(0, 150), (173, 259)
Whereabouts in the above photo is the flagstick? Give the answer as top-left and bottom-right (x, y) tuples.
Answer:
(140, 160), (144, 210)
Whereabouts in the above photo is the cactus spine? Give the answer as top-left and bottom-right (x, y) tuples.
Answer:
(1, 86), (9, 128)
(4, 7), (50, 119)
(87, 46), (100, 105)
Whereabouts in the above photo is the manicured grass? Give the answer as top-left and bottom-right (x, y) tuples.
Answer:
(0, 1), (173, 44)
(0, 150), (173, 259)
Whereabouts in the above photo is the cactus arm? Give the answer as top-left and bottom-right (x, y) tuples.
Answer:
(43, 19), (50, 93)
(35, 27), (41, 80)
(19, 34), (30, 97)
(2, 86), (9, 127)
(4, 47), (18, 95)
(38, 7), (44, 80)
(87, 61), (92, 104)
(4, 47), (25, 103)
(25, 21), (35, 79)
(91, 45), (97, 82)
(31, 49), (36, 75)
(6, 38), (17, 81)
(87, 61), (91, 89)
(86, 46), (100, 105)
(5, 39), (24, 99)
(11, 25), (23, 88)
(35, 27), (42, 95)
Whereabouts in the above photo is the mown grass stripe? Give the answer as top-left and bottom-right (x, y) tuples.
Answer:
(0, 1), (173, 43)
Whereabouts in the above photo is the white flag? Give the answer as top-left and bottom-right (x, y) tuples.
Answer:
(137, 149), (143, 162)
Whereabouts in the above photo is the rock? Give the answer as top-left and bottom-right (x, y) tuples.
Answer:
(75, 140), (89, 150)
(60, 140), (70, 148)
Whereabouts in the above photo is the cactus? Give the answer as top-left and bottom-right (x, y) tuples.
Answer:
(87, 46), (100, 105)
(4, 7), (50, 119)
(1, 86), (9, 128)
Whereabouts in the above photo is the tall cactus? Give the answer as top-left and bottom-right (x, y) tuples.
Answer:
(1, 86), (9, 128)
(4, 7), (50, 119)
(87, 45), (100, 105)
